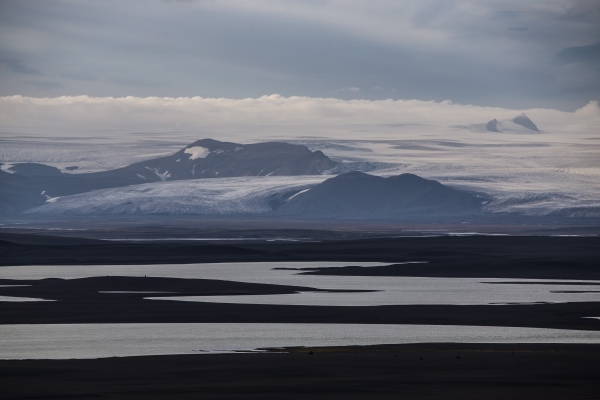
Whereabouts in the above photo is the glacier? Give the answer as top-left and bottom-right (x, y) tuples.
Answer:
(26, 176), (327, 216)
(4, 110), (600, 218)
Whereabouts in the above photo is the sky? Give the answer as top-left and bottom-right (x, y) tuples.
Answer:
(0, 1), (599, 218)
(0, 0), (599, 111)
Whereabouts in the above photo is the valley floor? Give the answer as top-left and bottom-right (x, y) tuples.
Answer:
(2, 344), (600, 400)
(1, 233), (599, 399)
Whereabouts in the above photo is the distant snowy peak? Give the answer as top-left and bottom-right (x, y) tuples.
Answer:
(485, 113), (541, 133)
(452, 113), (542, 134)
(512, 113), (540, 132)
(486, 119), (500, 132)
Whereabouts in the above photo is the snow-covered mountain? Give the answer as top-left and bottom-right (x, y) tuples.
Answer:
(102, 138), (336, 183)
(0, 139), (336, 215)
(459, 113), (542, 134)
(26, 172), (488, 220)
(17, 170), (600, 220)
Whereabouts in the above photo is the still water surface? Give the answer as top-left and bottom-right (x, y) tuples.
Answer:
(2, 323), (600, 359)
(1, 262), (599, 306)
(2, 263), (600, 359)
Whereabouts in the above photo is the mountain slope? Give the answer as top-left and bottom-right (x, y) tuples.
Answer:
(275, 171), (487, 220)
(0, 139), (336, 215)
(24, 176), (325, 216)
(112, 139), (336, 181)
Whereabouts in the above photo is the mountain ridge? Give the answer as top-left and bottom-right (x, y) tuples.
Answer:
(275, 171), (488, 220)
(0, 139), (336, 215)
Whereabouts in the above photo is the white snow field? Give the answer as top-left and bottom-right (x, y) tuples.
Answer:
(183, 146), (210, 160)
(13, 129), (600, 217)
(2, 96), (599, 217)
(26, 176), (326, 216)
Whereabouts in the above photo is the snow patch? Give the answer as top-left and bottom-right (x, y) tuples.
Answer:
(234, 147), (244, 152)
(213, 149), (224, 154)
(41, 191), (57, 202)
(144, 167), (171, 182)
(288, 188), (310, 201)
(184, 146), (210, 160)
(136, 173), (146, 180)
(0, 163), (15, 174)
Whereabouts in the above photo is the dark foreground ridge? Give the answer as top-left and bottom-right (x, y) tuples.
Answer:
(1, 234), (599, 330)
(2, 233), (599, 280)
(0, 276), (351, 301)
(1, 283), (599, 330)
(2, 344), (599, 400)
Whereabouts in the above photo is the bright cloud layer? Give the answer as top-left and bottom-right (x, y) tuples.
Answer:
(1, 95), (598, 139)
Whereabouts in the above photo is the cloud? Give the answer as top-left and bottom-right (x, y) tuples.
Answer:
(555, 43), (600, 65)
(560, 0), (600, 24)
(59, 72), (98, 82)
(341, 87), (361, 92)
(0, 0), (598, 109)
(23, 80), (64, 89)
(0, 59), (42, 75)
(0, 95), (597, 139)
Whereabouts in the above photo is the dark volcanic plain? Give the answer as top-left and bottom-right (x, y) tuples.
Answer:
(1, 232), (600, 399)
(2, 344), (600, 400)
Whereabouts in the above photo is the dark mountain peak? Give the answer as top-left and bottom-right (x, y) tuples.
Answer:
(276, 172), (485, 220)
(184, 138), (237, 151)
(332, 170), (367, 178)
(323, 171), (435, 186)
(486, 119), (500, 132)
(512, 113), (540, 132)
(125, 139), (334, 180)
(271, 149), (336, 176)
(386, 173), (435, 183)
(313, 171), (381, 188)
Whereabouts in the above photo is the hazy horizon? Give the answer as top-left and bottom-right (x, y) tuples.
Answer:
(1, 0), (599, 223)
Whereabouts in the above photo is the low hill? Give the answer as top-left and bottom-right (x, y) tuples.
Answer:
(275, 172), (487, 220)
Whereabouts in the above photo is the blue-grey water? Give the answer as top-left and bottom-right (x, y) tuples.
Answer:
(0, 295), (52, 302)
(1, 262), (599, 306)
(2, 262), (600, 360)
(2, 323), (600, 360)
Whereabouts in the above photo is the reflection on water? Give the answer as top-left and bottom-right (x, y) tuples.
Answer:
(2, 323), (600, 359)
(0, 285), (31, 287)
(98, 291), (175, 294)
(1, 262), (600, 306)
(0, 296), (53, 302)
